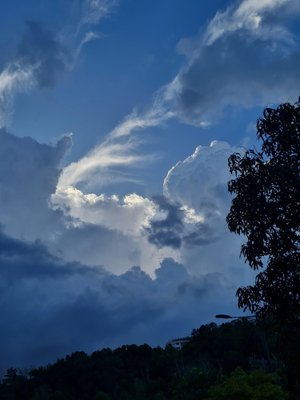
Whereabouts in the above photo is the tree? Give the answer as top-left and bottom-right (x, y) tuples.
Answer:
(226, 100), (300, 321)
(205, 368), (287, 400)
(226, 100), (300, 398)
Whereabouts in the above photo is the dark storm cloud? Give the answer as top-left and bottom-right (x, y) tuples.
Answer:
(0, 228), (237, 368)
(0, 228), (91, 281)
(145, 196), (184, 249)
(17, 21), (72, 88)
(145, 196), (220, 249)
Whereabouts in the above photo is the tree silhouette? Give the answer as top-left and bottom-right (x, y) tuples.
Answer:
(226, 100), (300, 321)
(226, 100), (300, 398)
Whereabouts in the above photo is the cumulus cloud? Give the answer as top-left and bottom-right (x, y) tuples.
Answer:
(164, 141), (241, 219)
(162, 0), (300, 125)
(0, 130), (176, 275)
(163, 140), (242, 241)
(51, 184), (179, 275)
(161, 140), (255, 283)
(0, 229), (238, 368)
(52, 187), (155, 234)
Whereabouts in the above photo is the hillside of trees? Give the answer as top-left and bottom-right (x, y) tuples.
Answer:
(0, 319), (289, 400)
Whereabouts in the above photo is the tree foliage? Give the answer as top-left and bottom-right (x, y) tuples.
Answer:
(226, 100), (300, 320)
(0, 321), (285, 400)
(205, 368), (287, 400)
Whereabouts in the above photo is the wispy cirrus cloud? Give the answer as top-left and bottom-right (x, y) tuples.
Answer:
(204, 0), (292, 46)
(57, 136), (149, 190)
(0, 22), (73, 127)
(0, 0), (119, 128)
(80, 0), (118, 27)
(57, 96), (174, 190)
(0, 64), (35, 127)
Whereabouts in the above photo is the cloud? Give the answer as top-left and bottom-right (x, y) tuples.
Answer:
(0, 128), (71, 241)
(204, 0), (292, 45)
(58, 99), (174, 191)
(163, 140), (242, 239)
(0, 129), (176, 275)
(0, 23), (71, 126)
(53, 137), (246, 278)
(0, 20), (77, 126)
(0, 1), (118, 127)
(164, 141), (240, 215)
(57, 137), (149, 190)
(0, 229), (239, 368)
(0, 129), (254, 369)
(2, 0), (282, 369)
(161, 140), (255, 285)
(51, 183), (179, 275)
(0, 64), (35, 127)
(51, 187), (155, 234)
(80, 0), (118, 27)
(145, 196), (184, 249)
(17, 21), (73, 88)
(162, 0), (300, 125)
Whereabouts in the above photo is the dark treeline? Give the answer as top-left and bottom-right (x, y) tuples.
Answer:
(0, 320), (289, 400)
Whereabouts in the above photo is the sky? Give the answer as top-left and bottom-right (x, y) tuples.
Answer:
(0, 0), (300, 369)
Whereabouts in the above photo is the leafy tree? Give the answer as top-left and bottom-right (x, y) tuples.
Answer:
(226, 100), (300, 321)
(226, 100), (300, 397)
(205, 368), (287, 400)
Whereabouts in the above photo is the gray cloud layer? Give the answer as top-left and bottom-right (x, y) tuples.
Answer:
(0, 229), (237, 368)
(0, 128), (71, 240)
(166, 0), (300, 125)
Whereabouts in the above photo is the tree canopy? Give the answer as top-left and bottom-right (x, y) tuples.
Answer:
(226, 100), (300, 321)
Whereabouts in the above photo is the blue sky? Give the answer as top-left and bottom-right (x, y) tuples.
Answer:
(0, 0), (299, 368)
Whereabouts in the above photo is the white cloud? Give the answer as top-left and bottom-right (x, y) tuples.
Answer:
(51, 186), (179, 276)
(162, 140), (254, 285)
(109, 101), (174, 139)
(0, 129), (176, 275)
(164, 140), (241, 224)
(57, 138), (147, 190)
(204, 0), (291, 45)
(0, 64), (35, 127)
(51, 186), (156, 234)
(81, 0), (118, 26)
(57, 98), (174, 191)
